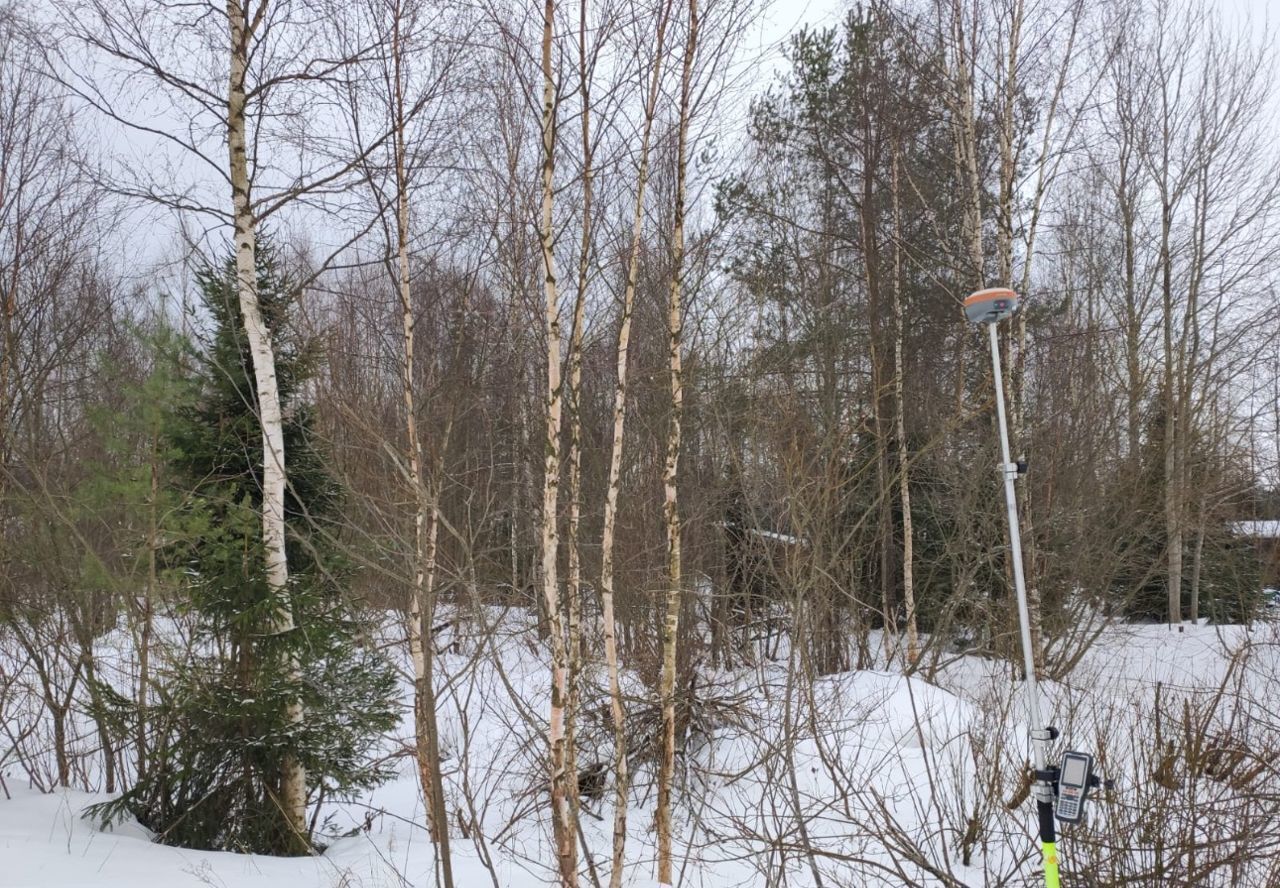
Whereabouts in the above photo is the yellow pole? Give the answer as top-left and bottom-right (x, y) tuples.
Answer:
(1042, 841), (1061, 888)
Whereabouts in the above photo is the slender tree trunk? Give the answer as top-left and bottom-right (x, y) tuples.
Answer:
(1160, 199), (1182, 628)
(857, 127), (895, 661)
(53, 706), (69, 788)
(1107, 21), (1145, 471)
(890, 148), (918, 666)
(226, 0), (306, 846)
(21, 632), (79, 790)
(77, 640), (116, 793)
(0, 222), (16, 468)
(137, 430), (159, 781)
(657, 3), (696, 882)
(1179, 167), (1211, 627)
(597, 6), (671, 883)
(563, 0), (596, 857)
(948, 0), (1000, 656)
(950, 0), (985, 291)
(1121, 181), (1142, 466)
(421, 440), (455, 873)
(537, 3), (577, 883)
(1189, 497), (1205, 623)
(994, 2), (1021, 288)
(947, 0), (983, 426)
(390, 7), (453, 882)
(514, 357), (530, 600)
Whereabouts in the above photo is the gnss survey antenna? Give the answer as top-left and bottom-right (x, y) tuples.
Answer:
(965, 288), (1110, 888)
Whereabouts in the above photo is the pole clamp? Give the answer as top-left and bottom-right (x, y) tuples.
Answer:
(1031, 726), (1058, 743)
(1000, 461), (1029, 481)
(1033, 767), (1060, 785)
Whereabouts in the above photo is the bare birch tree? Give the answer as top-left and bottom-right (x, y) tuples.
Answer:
(221, 0), (309, 842)
(890, 145), (919, 666)
(656, 1), (697, 883)
(562, 0), (594, 844)
(381, 0), (454, 877)
(596, 1), (673, 882)
(536, 1), (577, 882)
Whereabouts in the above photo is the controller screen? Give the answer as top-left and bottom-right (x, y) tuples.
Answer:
(1062, 757), (1088, 786)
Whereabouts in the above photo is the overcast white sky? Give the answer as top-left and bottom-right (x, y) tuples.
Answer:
(101, 0), (1278, 297)
(754, 0), (1276, 44)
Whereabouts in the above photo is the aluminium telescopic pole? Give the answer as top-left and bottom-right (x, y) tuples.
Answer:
(985, 320), (1060, 888)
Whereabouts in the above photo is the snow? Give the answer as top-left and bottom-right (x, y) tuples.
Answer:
(1232, 520), (1280, 538)
(717, 521), (808, 546)
(0, 784), (546, 887)
(4, 613), (1280, 886)
(745, 528), (806, 546)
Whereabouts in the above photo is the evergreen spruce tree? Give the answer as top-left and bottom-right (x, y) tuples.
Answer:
(95, 246), (397, 854)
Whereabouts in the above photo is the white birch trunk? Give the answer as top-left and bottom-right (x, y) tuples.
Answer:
(391, 7), (454, 882)
(562, 0), (595, 852)
(657, 2), (696, 881)
(950, 1), (985, 288)
(538, 3), (576, 883)
(596, 4), (671, 884)
(890, 148), (919, 666)
(599, 327), (630, 888)
(226, 0), (305, 845)
(1161, 200), (1182, 628)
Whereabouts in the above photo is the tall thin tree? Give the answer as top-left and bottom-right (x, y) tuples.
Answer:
(386, 0), (454, 880)
(225, 0), (305, 844)
(597, 2), (673, 884)
(537, 1), (577, 883)
(656, 0), (697, 882)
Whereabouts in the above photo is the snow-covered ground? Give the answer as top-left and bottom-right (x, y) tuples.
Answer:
(4, 613), (1280, 887)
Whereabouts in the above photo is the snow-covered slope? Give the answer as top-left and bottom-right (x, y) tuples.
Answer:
(4, 616), (1279, 887)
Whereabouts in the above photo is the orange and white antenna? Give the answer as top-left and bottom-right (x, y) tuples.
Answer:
(963, 286), (1019, 324)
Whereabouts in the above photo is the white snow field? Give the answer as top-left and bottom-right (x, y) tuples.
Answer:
(4, 611), (1280, 887)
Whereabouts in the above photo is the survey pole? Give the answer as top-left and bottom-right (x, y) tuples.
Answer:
(966, 288), (1059, 888)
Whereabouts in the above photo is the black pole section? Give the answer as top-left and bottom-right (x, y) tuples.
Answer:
(1038, 798), (1057, 845)
(1038, 795), (1061, 887)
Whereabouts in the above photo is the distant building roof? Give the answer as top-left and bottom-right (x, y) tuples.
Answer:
(1233, 521), (1280, 539)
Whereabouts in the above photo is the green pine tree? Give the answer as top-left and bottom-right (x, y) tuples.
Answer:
(93, 245), (397, 854)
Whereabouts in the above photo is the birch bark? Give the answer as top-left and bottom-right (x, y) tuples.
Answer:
(226, 0), (306, 846)
(890, 147), (919, 666)
(538, 2), (577, 882)
(597, 4), (672, 883)
(656, 2), (696, 881)
(390, 5), (454, 882)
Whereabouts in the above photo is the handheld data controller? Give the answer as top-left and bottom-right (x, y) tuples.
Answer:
(1054, 751), (1094, 824)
